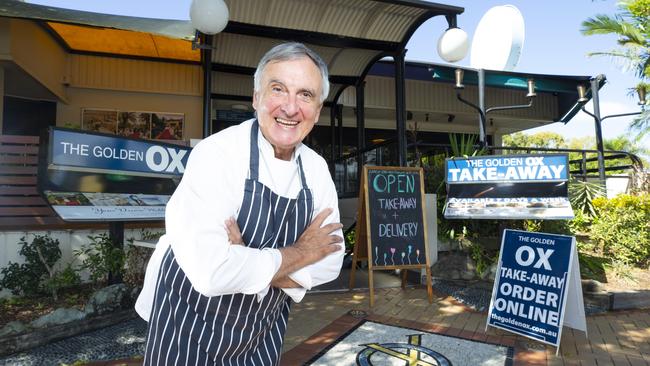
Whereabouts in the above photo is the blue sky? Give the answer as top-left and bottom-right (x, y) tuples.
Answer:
(28, 0), (649, 149)
(407, 0), (648, 149)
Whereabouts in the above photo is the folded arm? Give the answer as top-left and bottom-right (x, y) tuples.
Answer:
(224, 209), (343, 290)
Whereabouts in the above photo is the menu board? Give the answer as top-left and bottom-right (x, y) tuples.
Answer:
(350, 165), (433, 307)
(366, 167), (427, 268)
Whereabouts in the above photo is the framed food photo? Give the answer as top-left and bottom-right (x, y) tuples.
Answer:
(151, 112), (184, 140)
(118, 111), (152, 139)
(81, 109), (119, 134)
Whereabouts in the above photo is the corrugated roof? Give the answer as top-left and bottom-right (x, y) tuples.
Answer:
(210, 0), (464, 100)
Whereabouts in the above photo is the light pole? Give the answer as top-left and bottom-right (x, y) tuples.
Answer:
(453, 68), (537, 148)
(189, 0), (230, 138)
(578, 75), (646, 182)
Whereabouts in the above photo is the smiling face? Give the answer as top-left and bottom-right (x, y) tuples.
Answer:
(253, 57), (324, 160)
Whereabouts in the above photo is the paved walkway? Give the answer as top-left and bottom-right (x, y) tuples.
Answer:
(283, 287), (650, 365)
(6, 280), (649, 365)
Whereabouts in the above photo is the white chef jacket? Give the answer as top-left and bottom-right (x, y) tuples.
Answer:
(135, 119), (344, 321)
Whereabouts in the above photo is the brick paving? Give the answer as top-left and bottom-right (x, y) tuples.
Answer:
(282, 287), (650, 366)
(85, 286), (650, 365)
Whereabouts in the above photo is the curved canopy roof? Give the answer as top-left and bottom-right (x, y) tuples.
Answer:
(211, 0), (464, 101)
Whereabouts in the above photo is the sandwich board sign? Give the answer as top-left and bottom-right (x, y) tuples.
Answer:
(349, 166), (433, 307)
(487, 229), (586, 353)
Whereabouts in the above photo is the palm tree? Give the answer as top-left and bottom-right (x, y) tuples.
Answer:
(581, 0), (650, 135)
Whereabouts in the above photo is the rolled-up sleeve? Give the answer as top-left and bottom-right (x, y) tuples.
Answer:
(166, 139), (281, 297)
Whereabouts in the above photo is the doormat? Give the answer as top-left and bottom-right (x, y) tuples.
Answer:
(305, 320), (513, 366)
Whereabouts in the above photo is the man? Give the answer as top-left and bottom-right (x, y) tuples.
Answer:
(135, 42), (344, 365)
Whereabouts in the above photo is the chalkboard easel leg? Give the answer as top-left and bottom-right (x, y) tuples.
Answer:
(425, 266), (433, 304)
(349, 248), (359, 291)
(368, 268), (375, 307)
(400, 269), (407, 289)
(348, 259), (357, 290)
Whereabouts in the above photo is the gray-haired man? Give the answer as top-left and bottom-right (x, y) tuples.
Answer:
(136, 42), (344, 365)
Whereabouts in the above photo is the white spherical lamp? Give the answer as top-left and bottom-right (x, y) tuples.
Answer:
(190, 0), (229, 35)
(437, 28), (469, 63)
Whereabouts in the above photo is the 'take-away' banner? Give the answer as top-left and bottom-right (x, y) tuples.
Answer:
(446, 155), (568, 183)
(50, 128), (191, 177)
(444, 154), (574, 219)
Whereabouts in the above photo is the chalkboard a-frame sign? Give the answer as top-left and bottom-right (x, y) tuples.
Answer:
(350, 166), (433, 307)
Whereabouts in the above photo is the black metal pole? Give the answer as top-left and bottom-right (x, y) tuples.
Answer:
(356, 82), (365, 187)
(395, 50), (407, 166)
(108, 221), (124, 285)
(202, 34), (213, 138)
(590, 76), (606, 183)
(478, 68), (487, 147)
(337, 104), (344, 190)
(337, 104), (343, 159)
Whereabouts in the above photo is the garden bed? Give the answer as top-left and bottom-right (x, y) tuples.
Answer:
(0, 284), (95, 329)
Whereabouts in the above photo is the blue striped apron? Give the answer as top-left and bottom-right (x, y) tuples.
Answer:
(143, 120), (313, 365)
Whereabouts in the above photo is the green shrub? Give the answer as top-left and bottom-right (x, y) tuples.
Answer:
(44, 263), (81, 297)
(468, 242), (498, 277)
(75, 233), (125, 285)
(590, 193), (650, 265)
(0, 235), (78, 300)
(344, 227), (356, 254)
(523, 219), (572, 235)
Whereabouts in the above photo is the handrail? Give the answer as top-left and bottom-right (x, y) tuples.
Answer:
(331, 139), (645, 196)
(334, 140), (643, 171)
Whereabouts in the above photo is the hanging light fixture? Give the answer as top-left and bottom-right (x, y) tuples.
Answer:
(454, 68), (465, 89)
(437, 27), (469, 63)
(576, 84), (588, 103)
(190, 0), (229, 35)
(526, 78), (536, 98)
(190, 0), (229, 49)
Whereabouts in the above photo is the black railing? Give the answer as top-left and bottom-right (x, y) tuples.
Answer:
(331, 140), (644, 197)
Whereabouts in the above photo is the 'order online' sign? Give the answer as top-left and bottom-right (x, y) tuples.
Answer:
(487, 229), (576, 346)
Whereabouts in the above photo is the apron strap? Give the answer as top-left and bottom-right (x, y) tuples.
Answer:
(249, 119), (260, 181)
(250, 118), (309, 190)
(297, 156), (308, 189)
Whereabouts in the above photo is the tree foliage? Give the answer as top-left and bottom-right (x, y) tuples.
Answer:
(502, 132), (566, 150)
(503, 131), (647, 170)
(582, 0), (650, 135)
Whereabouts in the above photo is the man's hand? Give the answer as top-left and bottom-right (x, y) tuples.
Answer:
(291, 208), (343, 264)
(273, 208), (343, 282)
(225, 209), (343, 288)
(224, 217), (244, 245)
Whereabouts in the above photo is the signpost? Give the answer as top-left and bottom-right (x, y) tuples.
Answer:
(38, 127), (191, 283)
(39, 128), (190, 221)
(487, 229), (586, 352)
(444, 154), (574, 219)
(350, 166), (433, 306)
